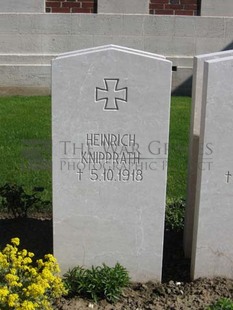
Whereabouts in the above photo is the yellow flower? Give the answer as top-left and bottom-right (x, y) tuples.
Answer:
(42, 268), (54, 281)
(0, 286), (9, 298)
(37, 259), (44, 268)
(10, 268), (17, 275)
(11, 237), (20, 246)
(5, 273), (19, 284)
(21, 249), (28, 257)
(44, 254), (56, 263)
(0, 237), (66, 309)
(16, 300), (37, 310)
(8, 293), (19, 307)
(23, 257), (32, 265)
(27, 283), (46, 297)
(0, 253), (9, 268)
(28, 252), (34, 258)
(29, 267), (37, 277)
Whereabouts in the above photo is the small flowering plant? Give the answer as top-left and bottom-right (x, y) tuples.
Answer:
(0, 238), (67, 309)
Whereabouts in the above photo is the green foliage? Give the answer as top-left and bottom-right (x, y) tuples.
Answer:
(165, 198), (185, 232)
(0, 183), (50, 218)
(63, 263), (130, 303)
(207, 298), (233, 310)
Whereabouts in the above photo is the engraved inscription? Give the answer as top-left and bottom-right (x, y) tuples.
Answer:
(95, 78), (128, 111)
(58, 134), (169, 183)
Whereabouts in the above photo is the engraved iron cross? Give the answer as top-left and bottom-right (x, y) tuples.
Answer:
(95, 78), (128, 111)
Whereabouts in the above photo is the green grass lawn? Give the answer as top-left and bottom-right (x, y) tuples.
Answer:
(167, 96), (191, 200)
(0, 96), (191, 206)
(0, 96), (51, 201)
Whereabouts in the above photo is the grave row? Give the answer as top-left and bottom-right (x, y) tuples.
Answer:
(52, 45), (233, 281)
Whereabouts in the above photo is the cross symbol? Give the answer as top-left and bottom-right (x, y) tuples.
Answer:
(95, 78), (128, 111)
(225, 171), (232, 183)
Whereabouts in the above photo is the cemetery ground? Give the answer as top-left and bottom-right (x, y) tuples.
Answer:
(1, 96), (233, 309)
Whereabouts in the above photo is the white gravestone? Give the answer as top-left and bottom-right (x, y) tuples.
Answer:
(52, 45), (172, 282)
(191, 55), (233, 279)
(184, 50), (233, 258)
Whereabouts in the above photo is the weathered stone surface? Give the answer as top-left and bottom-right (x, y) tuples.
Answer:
(184, 50), (233, 258)
(201, 0), (233, 16)
(0, 0), (44, 12)
(191, 55), (233, 279)
(52, 45), (171, 282)
(98, 0), (149, 14)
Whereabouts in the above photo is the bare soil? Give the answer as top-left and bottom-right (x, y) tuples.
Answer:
(2, 216), (233, 309)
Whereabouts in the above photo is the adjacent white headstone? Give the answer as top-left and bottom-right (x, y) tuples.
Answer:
(52, 45), (172, 282)
(184, 50), (233, 258)
(0, 0), (44, 12)
(98, 0), (149, 14)
(191, 55), (233, 279)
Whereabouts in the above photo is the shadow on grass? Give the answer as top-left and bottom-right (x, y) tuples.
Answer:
(162, 230), (190, 283)
(1, 218), (53, 259)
